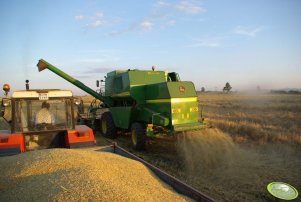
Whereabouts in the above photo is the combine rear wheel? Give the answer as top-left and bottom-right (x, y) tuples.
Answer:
(100, 112), (117, 139)
(131, 122), (146, 150)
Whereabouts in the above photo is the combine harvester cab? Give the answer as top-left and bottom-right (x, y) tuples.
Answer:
(37, 59), (205, 150)
(0, 84), (96, 156)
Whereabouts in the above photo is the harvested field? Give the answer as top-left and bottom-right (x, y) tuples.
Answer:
(93, 92), (301, 201)
(199, 92), (301, 145)
(0, 149), (190, 202)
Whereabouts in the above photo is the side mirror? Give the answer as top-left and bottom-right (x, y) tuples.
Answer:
(73, 97), (82, 106)
(1, 98), (10, 117)
(96, 80), (100, 87)
(74, 97), (84, 114)
(1, 98), (11, 107)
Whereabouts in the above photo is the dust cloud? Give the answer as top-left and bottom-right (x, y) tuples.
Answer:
(175, 128), (301, 201)
(176, 128), (238, 175)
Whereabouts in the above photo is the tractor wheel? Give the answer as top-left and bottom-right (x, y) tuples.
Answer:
(131, 122), (146, 150)
(100, 112), (117, 139)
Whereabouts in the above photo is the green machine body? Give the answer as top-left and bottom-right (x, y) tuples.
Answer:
(37, 59), (205, 149)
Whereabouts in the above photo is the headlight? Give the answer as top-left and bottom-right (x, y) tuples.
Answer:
(189, 107), (198, 112)
(172, 108), (181, 113)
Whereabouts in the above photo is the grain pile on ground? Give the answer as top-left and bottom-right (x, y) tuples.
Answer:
(0, 149), (191, 202)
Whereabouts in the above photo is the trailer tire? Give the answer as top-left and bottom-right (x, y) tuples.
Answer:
(131, 122), (146, 150)
(100, 112), (117, 139)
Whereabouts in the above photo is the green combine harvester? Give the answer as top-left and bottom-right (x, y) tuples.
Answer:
(37, 59), (205, 149)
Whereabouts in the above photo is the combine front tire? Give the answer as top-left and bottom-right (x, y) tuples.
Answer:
(100, 112), (117, 139)
(131, 122), (146, 150)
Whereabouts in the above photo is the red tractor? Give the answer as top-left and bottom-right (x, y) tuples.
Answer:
(0, 83), (96, 156)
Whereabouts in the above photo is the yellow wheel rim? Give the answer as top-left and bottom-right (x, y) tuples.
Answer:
(132, 129), (137, 146)
(102, 119), (107, 134)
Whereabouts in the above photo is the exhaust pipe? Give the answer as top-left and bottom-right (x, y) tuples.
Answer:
(25, 80), (29, 90)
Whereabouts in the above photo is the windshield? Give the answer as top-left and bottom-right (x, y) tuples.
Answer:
(14, 99), (73, 133)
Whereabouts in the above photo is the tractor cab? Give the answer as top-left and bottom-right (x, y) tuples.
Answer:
(10, 90), (74, 133)
(0, 85), (95, 156)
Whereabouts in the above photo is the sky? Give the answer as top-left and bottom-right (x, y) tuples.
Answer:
(0, 0), (300, 95)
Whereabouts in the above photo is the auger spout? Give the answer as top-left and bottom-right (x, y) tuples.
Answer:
(37, 59), (114, 107)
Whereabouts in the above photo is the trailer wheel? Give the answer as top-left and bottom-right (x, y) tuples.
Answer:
(100, 112), (117, 139)
(131, 122), (146, 150)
